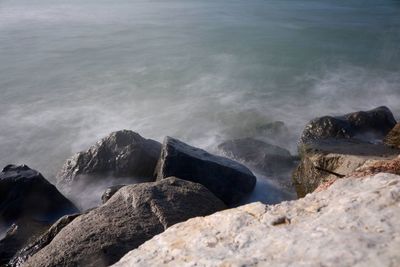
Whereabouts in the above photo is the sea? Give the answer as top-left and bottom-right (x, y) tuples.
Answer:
(1, 0), (399, 205)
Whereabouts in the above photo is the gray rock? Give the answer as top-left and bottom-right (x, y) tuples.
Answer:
(21, 178), (226, 267)
(0, 165), (78, 264)
(56, 130), (161, 191)
(101, 185), (126, 204)
(300, 106), (396, 145)
(218, 138), (297, 177)
(112, 173), (400, 267)
(155, 137), (256, 206)
(293, 139), (400, 197)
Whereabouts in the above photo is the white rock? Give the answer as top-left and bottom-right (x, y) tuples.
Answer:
(113, 173), (400, 267)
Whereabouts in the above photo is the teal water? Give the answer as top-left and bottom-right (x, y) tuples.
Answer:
(1, 0), (399, 181)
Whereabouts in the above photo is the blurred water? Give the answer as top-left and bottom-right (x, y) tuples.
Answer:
(0, 0), (399, 204)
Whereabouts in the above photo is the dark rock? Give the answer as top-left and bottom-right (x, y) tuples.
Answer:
(0, 165), (78, 264)
(0, 165), (78, 226)
(155, 137), (256, 206)
(218, 138), (297, 176)
(293, 139), (400, 197)
(384, 123), (400, 149)
(56, 130), (161, 191)
(300, 106), (396, 145)
(9, 214), (80, 267)
(0, 219), (49, 266)
(22, 178), (226, 267)
(101, 185), (126, 204)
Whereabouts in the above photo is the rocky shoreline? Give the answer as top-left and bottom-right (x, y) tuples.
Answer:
(1, 106), (399, 266)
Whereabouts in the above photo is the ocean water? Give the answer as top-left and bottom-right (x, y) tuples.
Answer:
(1, 0), (400, 204)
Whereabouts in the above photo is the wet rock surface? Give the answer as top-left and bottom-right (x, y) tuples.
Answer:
(0, 165), (78, 264)
(9, 214), (80, 267)
(21, 178), (226, 267)
(218, 138), (298, 196)
(113, 173), (400, 267)
(300, 106), (396, 145)
(155, 137), (256, 206)
(0, 219), (49, 266)
(56, 130), (161, 191)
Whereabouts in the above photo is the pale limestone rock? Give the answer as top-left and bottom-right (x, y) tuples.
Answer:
(113, 173), (400, 267)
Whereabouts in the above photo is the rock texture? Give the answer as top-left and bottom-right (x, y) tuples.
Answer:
(101, 184), (126, 204)
(56, 130), (161, 190)
(9, 214), (80, 267)
(218, 138), (296, 177)
(155, 137), (256, 206)
(113, 173), (400, 267)
(300, 106), (396, 145)
(293, 139), (400, 197)
(21, 178), (226, 267)
(0, 219), (49, 266)
(0, 165), (78, 264)
(384, 123), (400, 149)
(350, 156), (400, 178)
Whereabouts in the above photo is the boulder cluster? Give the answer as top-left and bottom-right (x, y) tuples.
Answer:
(1, 106), (399, 267)
(1, 131), (256, 266)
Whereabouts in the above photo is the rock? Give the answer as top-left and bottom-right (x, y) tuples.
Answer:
(384, 123), (400, 149)
(218, 138), (297, 177)
(56, 130), (161, 191)
(9, 214), (80, 267)
(0, 165), (78, 226)
(350, 155), (400, 178)
(112, 173), (400, 267)
(0, 219), (49, 266)
(22, 178), (226, 267)
(217, 138), (298, 199)
(0, 165), (78, 264)
(300, 106), (396, 145)
(293, 139), (400, 197)
(155, 137), (257, 206)
(101, 185), (126, 204)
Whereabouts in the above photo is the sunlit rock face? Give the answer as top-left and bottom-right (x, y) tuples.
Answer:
(385, 123), (400, 149)
(292, 139), (400, 197)
(113, 173), (400, 267)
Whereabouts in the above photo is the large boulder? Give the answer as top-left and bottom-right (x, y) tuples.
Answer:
(113, 173), (400, 267)
(384, 123), (400, 149)
(0, 165), (78, 264)
(21, 178), (226, 267)
(300, 106), (396, 145)
(0, 165), (78, 226)
(155, 137), (257, 206)
(293, 139), (400, 197)
(218, 138), (297, 177)
(56, 130), (161, 191)
(217, 138), (298, 199)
